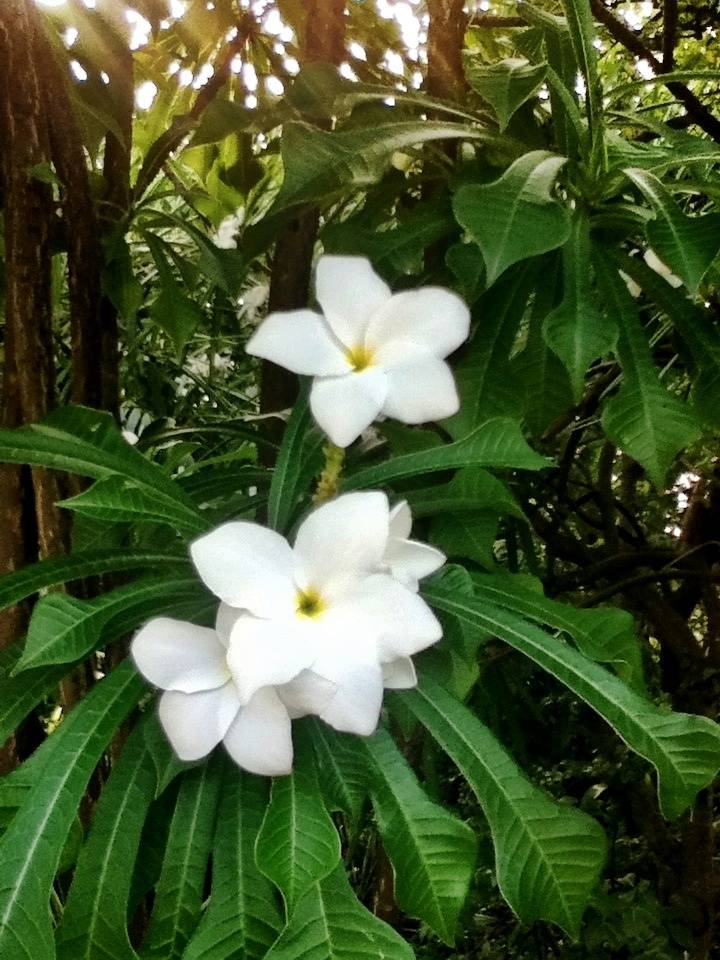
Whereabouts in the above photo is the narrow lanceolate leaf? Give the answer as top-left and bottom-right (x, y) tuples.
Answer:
(267, 380), (323, 534)
(0, 405), (196, 508)
(445, 264), (538, 439)
(453, 151), (571, 286)
(140, 760), (222, 960)
(363, 729), (476, 944)
(0, 643), (70, 747)
(55, 716), (179, 960)
(558, 0), (602, 143)
(0, 662), (146, 960)
(472, 573), (645, 692)
(264, 866), (414, 960)
(256, 740), (341, 913)
(60, 476), (206, 534)
(15, 576), (206, 672)
(400, 677), (607, 937)
(0, 549), (186, 613)
(464, 56), (547, 130)
(425, 587), (720, 820)
(183, 768), (283, 960)
(310, 720), (371, 826)
(344, 417), (548, 492)
(544, 215), (617, 400)
(596, 256), (702, 488)
(625, 168), (720, 293)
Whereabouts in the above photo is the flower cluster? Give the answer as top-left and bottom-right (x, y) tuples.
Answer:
(132, 492), (445, 776)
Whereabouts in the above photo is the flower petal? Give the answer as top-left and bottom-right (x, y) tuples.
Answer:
(310, 368), (387, 447)
(246, 309), (350, 376)
(314, 656), (384, 736)
(381, 352), (459, 425)
(388, 500), (413, 540)
(132, 617), (230, 693)
(277, 669), (337, 719)
(215, 602), (241, 647)
(190, 522), (296, 618)
(366, 287), (470, 359)
(383, 538), (446, 591)
(223, 687), (293, 776)
(293, 491), (390, 599)
(382, 657), (417, 689)
(226, 615), (320, 704)
(337, 573), (442, 661)
(315, 255), (391, 348)
(158, 682), (240, 761)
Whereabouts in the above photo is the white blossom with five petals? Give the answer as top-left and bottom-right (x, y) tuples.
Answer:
(246, 255), (471, 447)
(132, 492), (444, 775)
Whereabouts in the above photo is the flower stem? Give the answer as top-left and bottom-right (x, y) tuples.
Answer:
(313, 443), (345, 503)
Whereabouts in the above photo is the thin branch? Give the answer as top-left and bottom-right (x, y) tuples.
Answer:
(662, 0), (678, 71)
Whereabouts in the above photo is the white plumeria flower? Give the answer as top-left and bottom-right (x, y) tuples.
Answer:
(245, 255), (471, 447)
(384, 500), (445, 592)
(189, 491), (443, 737)
(132, 604), (335, 776)
(644, 248), (683, 288)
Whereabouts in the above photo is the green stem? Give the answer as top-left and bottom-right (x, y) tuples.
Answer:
(313, 443), (345, 503)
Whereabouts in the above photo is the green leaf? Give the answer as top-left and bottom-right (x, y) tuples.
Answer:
(400, 677), (606, 937)
(424, 587), (720, 819)
(0, 549), (186, 613)
(183, 767), (283, 960)
(309, 720), (370, 826)
(543, 215), (617, 400)
(431, 513), (499, 568)
(150, 284), (204, 356)
(344, 417), (548, 492)
(453, 151), (571, 286)
(596, 256), (703, 488)
(406, 467), (524, 520)
(256, 739), (341, 913)
(55, 715), (180, 960)
(264, 866), (414, 960)
(0, 661), (145, 960)
(445, 264), (538, 438)
(60, 476), (206, 534)
(15, 576), (205, 673)
(273, 120), (482, 212)
(0, 643), (69, 747)
(0, 405), (196, 508)
(140, 760), (222, 960)
(625, 168), (720, 293)
(363, 729), (476, 944)
(558, 0), (602, 145)
(471, 572), (645, 692)
(464, 56), (547, 131)
(267, 381), (323, 533)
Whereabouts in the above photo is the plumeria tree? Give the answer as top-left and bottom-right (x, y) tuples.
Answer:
(2, 0), (720, 958)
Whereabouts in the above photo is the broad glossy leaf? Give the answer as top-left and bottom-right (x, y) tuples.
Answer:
(183, 768), (283, 960)
(544, 215), (617, 400)
(140, 760), (222, 960)
(344, 417), (548, 492)
(256, 740), (341, 913)
(0, 662), (145, 960)
(264, 866), (414, 960)
(309, 720), (370, 826)
(400, 677), (606, 937)
(453, 151), (571, 286)
(625, 168), (720, 293)
(15, 576), (207, 672)
(0, 644), (70, 747)
(273, 120), (482, 212)
(445, 264), (538, 438)
(0, 549), (187, 613)
(60, 476), (206, 533)
(55, 715), (181, 960)
(406, 467), (523, 520)
(150, 284), (204, 355)
(431, 512), (499, 568)
(596, 257), (702, 488)
(464, 56), (547, 130)
(363, 729), (476, 944)
(425, 587), (720, 819)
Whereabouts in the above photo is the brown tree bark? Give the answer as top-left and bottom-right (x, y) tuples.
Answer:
(426, 0), (467, 101)
(261, 0), (346, 422)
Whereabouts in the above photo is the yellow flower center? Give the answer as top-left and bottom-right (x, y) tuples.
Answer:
(346, 344), (374, 373)
(296, 588), (325, 619)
